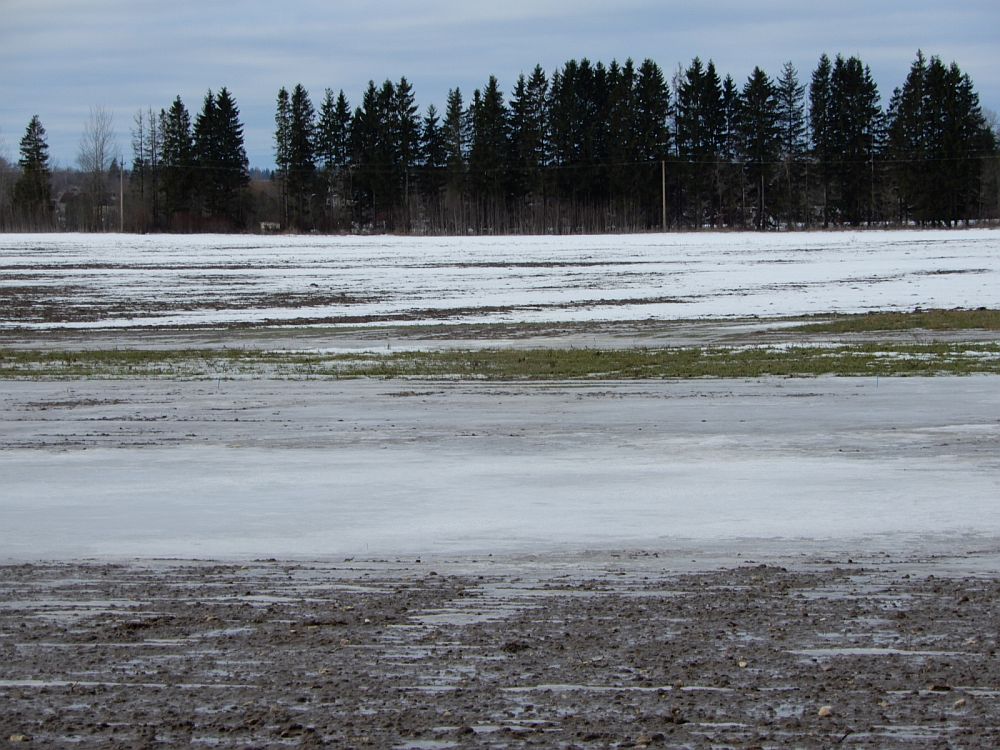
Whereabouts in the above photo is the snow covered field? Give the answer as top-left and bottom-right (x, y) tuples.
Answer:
(2, 229), (999, 329)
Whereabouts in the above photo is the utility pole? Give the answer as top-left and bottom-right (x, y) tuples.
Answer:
(661, 160), (667, 232)
(119, 154), (124, 233)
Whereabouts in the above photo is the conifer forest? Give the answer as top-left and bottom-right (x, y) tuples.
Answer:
(2, 51), (997, 234)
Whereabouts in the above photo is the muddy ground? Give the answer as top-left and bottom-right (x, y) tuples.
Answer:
(2, 553), (999, 749)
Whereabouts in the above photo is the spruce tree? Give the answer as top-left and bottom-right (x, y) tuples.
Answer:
(633, 59), (670, 161)
(316, 89), (338, 172)
(739, 67), (780, 229)
(159, 96), (195, 223)
(888, 53), (996, 224)
(508, 66), (549, 201)
(287, 83), (318, 229)
(776, 62), (806, 158)
(421, 105), (446, 169)
(633, 59), (671, 228)
(13, 115), (52, 226)
(350, 80), (396, 226)
(274, 87), (292, 226)
(718, 74), (743, 226)
(420, 104), (447, 192)
(193, 89), (221, 218)
(809, 54), (834, 225)
(316, 89), (352, 226)
(676, 57), (724, 226)
(775, 62), (807, 225)
(393, 76), (421, 225)
(886, 51), (929, 222)
(442, 87), (467, 211)
(468, 76), (509, 218)
(606, 59), (639, 214)
(211, 87), (250, 226)
(829, 55), (882, 225)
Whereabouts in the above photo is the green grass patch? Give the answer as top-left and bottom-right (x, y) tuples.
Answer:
(3, 343), (1000, 380)
(789, 308), (1000, 334)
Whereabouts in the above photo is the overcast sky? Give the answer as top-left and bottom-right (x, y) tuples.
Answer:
(2, 0), (998, 169)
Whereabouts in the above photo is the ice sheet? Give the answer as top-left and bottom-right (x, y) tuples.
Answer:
(3, 377), (998, 560)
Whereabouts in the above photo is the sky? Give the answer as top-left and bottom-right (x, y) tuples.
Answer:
(1, 0), (998, 170)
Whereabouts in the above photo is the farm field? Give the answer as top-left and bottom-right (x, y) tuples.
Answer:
(2, 229), (999, 747)
(1, 229), (999, 332)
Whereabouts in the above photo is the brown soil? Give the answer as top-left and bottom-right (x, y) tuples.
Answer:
(2, 556), (998, 748)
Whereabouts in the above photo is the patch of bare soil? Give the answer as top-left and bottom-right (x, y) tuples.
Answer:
(1, 558), (997, 748)
(0, 285), (381, 324)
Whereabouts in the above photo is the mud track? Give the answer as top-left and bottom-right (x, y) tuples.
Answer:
(2, 555), (999, 748)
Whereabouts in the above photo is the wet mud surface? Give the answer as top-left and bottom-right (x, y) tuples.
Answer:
(2, 555), (999, 748)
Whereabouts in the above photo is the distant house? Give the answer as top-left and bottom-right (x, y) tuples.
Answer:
(53, 187), (83, 229)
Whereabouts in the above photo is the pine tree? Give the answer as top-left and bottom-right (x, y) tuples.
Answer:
(13, 115), (52, 226)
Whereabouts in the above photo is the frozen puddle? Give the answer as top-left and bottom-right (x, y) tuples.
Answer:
(3, 376), (1000, 561)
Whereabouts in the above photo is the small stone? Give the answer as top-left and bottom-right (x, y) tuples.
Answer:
(9, 736), (32, 744)
(737, 660), (749, 668)
(954, 698), (967, 709)
(818, 705), (834, 718)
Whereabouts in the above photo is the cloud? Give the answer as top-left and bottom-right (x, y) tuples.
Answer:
(2, 0), (997, 167)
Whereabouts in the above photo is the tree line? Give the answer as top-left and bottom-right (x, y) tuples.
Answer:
(2, 50), (997, 233)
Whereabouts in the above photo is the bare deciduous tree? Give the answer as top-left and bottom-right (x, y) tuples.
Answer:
(0, 129), (14, 228)
(77, 106), (116, 230)
(131, 107), (162, 230)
